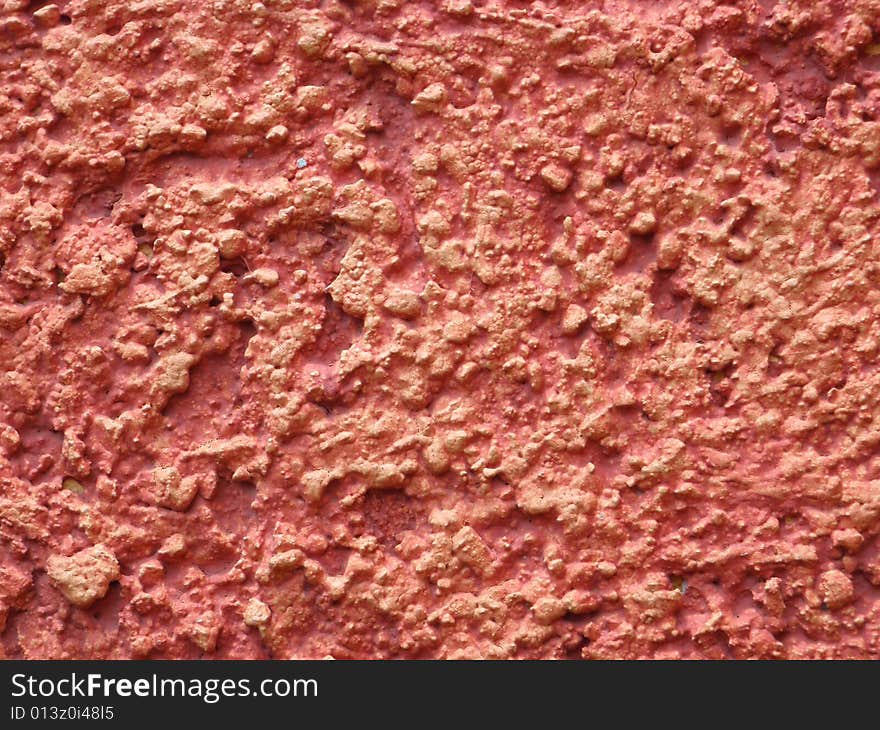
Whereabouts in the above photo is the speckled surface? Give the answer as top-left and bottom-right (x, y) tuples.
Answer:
(3, 0), (880, 659)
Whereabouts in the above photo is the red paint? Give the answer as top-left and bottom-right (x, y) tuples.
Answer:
(1, 0), (880, 659)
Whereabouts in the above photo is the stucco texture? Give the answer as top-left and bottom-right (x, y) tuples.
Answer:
(2, 0), (880, 659)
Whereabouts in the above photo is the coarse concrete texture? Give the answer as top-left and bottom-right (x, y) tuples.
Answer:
(1, 0), (880, 660)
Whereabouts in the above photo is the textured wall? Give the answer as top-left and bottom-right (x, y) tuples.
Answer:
(2, 0), (880, 659)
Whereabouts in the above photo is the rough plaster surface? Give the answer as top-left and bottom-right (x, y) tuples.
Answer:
(2, 0), (880, 659)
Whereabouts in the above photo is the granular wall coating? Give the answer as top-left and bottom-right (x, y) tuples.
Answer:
(2, 0), (880, 659)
